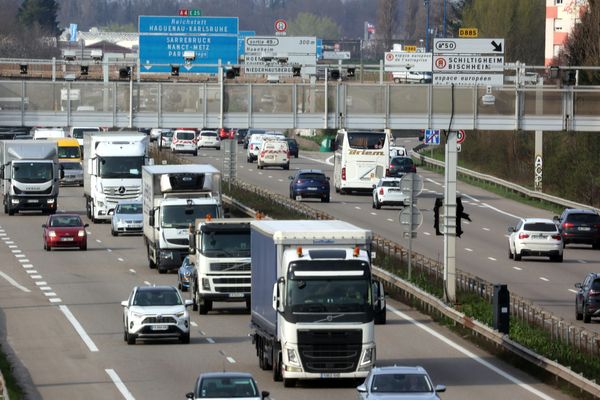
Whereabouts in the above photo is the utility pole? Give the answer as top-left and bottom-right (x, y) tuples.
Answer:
(443, 130), (457, 304)
(424, 0), (431, 52)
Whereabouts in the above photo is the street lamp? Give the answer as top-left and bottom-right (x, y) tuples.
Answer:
(424, 0), (431, 52)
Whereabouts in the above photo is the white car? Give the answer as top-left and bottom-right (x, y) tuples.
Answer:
(170, 129), (198, 155)
(121, 285), (193, 345)
(257, 139), (290, 170)
(246, 134), (266, 162)
(508, 218), (564, 262)
(150, 128), (171, 142)
(372, 177), (410, 209)
(197, 130), (221, 149)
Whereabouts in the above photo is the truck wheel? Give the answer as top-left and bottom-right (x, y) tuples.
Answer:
(283, 377), (296, 388)
(192, 286), (199, 311)
(272, 350), (282, 381)
(3, 202), (7, 214)
(199, 300), (210, 315)
(8, 206), (14, 216)
(86, 199), (91, 218)
(146, 243), (156, 269)
(245, 299), (251, 313)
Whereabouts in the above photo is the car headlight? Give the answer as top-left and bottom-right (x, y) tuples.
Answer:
(360, 348), (374, 366)
(184, 271), (191, 277)
(176, 311), (186, 318)
(287, 348), (301, 367)
(131, 312), (144, 319)
(48, 231), (56, 237)
(78, 230), (85, 237)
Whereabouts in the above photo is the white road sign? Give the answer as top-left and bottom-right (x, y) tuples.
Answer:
(384, 52), (432, 72)
(433, 55), (504, 72)
(433, 73), (504, 86)
(245, 36), (317, 75)
(433, 38), (504, 54)
(323, 51), (351, 60)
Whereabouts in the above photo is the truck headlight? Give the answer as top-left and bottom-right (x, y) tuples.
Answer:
(360, 348), (374, 366)
(202, 278), (211, 290)
(287, 348), (301, 367)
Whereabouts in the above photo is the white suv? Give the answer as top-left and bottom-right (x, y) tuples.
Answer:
(121, 285), (193, 344)
(508, 218), (564, 262)
(170, 129), (198, 156)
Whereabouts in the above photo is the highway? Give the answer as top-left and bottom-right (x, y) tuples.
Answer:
(0, 149), (576, 399)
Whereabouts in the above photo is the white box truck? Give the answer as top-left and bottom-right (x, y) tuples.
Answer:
(189, 218), (252, 314)
(143, 164), (223, 274)
(0, 140), (62, 215)
(83, 132), (148, 222)
(250, 220), (386, 387)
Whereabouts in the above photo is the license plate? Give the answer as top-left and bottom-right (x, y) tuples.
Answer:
(27, 199), (39, 203)
(532, 235), (546, 239)
(60, 237), (74, 241)
(229, 293), (244, 298)
(266, 155), (274, 159)
(307, 187), (318, 191)
(579, 227), (591, 231)
(151, 325), (168, 331)
(320, 373), (340, 378)
(127, 224), (141, 228)
(389, 189), (399, 192)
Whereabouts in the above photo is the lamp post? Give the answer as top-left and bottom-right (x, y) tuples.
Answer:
(424, 0), (431, 52)
(443, 0), (447, 38)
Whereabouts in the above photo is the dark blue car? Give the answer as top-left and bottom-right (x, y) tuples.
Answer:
(177, 256), (195, 292)
(289, 169), (330, 203)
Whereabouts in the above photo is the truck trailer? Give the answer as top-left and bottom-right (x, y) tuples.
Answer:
(0, 140), (61, 215)
(250, 220), (385, 387)
(143, 164), (222, 273)
(83, 132), (148, 222)
(189, 218), (252, 314)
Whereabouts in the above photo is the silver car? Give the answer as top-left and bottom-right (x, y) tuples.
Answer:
(59, 161), (83, 186)
(357, 366), (445, 400)
(111, 201), (143, 236)
(186, 372), (269, 400)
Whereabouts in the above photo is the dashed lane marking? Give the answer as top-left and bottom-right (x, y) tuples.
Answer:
(568, 289), (577, 294)
(226, 357), (236, 364)
(15, 254), (25, 258)
(23, 264), (33, 269)
(355, 206), (361, 210)
(10, 246), (18, 250)
(49, 298), (62, 303)
(144, 281), (151, 286)
(118, 258), (124, 262)
(540, 277), (549, 282)
(482, 227), (490, 231)
(423, 232), (431, 236)
(577, 260), (587, 264)
(96, 239), (102, 243)
(35, 281), (47, 286)
(488, 257), (496, 261)
(513, 267), (523, 271)
(206, 338), (215, 344)
(40, 286), (52, 291)
(190, 321), (198, 327)
(31, 275), (42, 279)
(44, 292), (57, 297)
(26, 270), (38, 274)
(128, 269), (136, 274)
(18, 259), (30, 263)
(465, 248), (473, 252)
(370, 212), (377, 216)
(387, 218), (394, 222)
(107, 249), (112, 253)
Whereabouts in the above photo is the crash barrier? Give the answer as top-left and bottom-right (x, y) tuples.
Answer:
(151, 144), (600, 398)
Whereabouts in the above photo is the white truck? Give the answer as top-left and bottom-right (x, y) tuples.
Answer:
(83, 132), (148, 222)
(0, 140), (62, 215)
(250, 220), (386, 387)
(189, 218), (252, 315)
(143, 164), (223, 274)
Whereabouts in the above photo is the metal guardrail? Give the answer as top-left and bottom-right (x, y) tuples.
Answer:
(154, 146), (600, 398)
(411, 149), (600, 213)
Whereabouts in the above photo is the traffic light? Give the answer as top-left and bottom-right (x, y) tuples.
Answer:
(19, 64), (28, 74)
(119, 66), (131, 79)
(433, 197), (442, 236)
(292, 65), (301, 77)
(347, 67), (355, 77)
(80, 65), (89, 76)
(456, 196), (471, 238)
(171, 65), (180, 77)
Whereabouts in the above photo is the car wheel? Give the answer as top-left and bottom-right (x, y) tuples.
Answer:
(283, 164), (289, 170)
(375, 198), (381, 209)
(177, 282), (182, 290)
(322, 196), (330, 203)
(192, 285), (199, 311)
(508, 246), (513, 259)
(593, 241), (600, 250)
(123, 328), (128, 342)
(158, 268), (167, 274)
(576, 300), (583, 320)
(514, 251), (522, 261)
(111, 228), (117, 236)
(80, 243), (87, 251)
(180, 331), (190, 344)
(245, 299), (251, 313)
(247, 157), (252, 163)
(126, 332), (136, 345)
(283, 377), (296, 388)
(584, 304), (592, 323)
(181, 285), (188, 293)
(554, 254), (563, 262)
(563, 240), (567, 249)
(294, 154), (298, 158)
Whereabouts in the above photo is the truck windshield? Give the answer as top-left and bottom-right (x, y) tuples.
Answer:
(57, 146), (81, 159)
(162, 205), (219, 229)
(201, 231), (250, 257)
(13, 162), (53, 183)
(98, 156), (144, 179)
(287, 277), (371, 314)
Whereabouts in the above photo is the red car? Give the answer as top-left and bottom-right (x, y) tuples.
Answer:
(218, 128), (235, 140)
(42, 214), (88, 251)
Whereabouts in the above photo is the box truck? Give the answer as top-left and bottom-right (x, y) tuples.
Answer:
(250, 220), (386, 387)
(0, 140), (62, 215)
(143, 164), (222, 273)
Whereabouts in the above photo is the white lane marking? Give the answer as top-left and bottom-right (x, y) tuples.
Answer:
(0, 233), (6, 236)
(44, 292), (57, 297)
(19, 259), (29, 263)
(464, 248), (473, 252)
(577, 260), (587, 264)
(26, 270), (38, 274)
(107, 249), (112, 253)
(482, 227), (490, 231)
(540, 277), (549, 282)
(86, 231), (91, 235)
(226, 357), (236, 364)
(190, 321), (198, 327)
(23, 264), (33, 269)
(59, 305), (98, 352)
(488, 257), (497, 261)
(504, 234), (510, 238)
(10, 246), (19, 250)
(299, 154), (334, 166)
(1, 238), (9, 241)
(0, 271), (31, 293)
(370, 212), (377, 216)
(144, 281), (151, 286)
(105, 369), (135, 400)
(15, 254), (25, 258)
(5, 241), (14, 244)
(355, 206), (361, 210)
(268, 175), (273, 179)
(49, 298), (62, 303)
(96, 239), (102, 243)
(199, 330), (206, 336)
(387, 218), (394, 222)
(481, 202), (522, 220)
(35, 281), (47, 286)
(568, 289), (577, 294)
(118, 258), (124, 262)
(258, 172), (263, 175)
(206, 337), (215, 344)
(128, 269), (136, 274)
(278, 179), (283, 182)
(31, 275), (42, 279)
(513, 267), (523, 271)
(461, 193), (480, 203)
(464, 221), (470, 225)
(40, 286), (52, 291)
(425, 178), (442, 186)
(387, 304), (556, 400)
(423, 232), (431, 236)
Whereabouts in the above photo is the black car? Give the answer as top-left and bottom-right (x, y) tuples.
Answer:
(286, 138), (299, 158)
(289, 169), (330, 202)
(575, 272), (600, 323)
(387, 156), (417, 177)
(243, 128), (267, 149)
(554, 209), (600, 249)
(236, 128), (248, 144)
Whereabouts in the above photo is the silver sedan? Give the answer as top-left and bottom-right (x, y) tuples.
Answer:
(111, 201), (143, 236)
(357, 365), (445, 400)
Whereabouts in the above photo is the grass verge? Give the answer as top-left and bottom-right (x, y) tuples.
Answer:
(0, 344), (23, 400)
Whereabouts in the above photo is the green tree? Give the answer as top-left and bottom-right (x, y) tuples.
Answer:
(17, 0), (60, 36)
(286, 12), (341, 39)
(460, 0), (544, 64)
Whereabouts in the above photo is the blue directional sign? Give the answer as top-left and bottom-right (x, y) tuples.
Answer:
(238, 30), (255, 58)
(139, 16), (239, 73)
(424, 129), (441, 145)
(316, 38), (323, 60)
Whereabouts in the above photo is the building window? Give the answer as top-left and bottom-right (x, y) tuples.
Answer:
(553, 45), (561, 57)
(554, 18), (563, 31)
(556, 0), (563, 4)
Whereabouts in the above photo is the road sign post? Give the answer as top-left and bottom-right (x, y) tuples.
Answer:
(443, 131), (458, 304)
(399, 173), (423, 280)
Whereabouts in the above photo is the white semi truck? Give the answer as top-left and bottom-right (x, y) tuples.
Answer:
(143, 164), (223, 274)
(0, 140), (62, 215)
(189, 218), (252, 314)
(250, 220), (386, 387)
(83, 132), (148, 222)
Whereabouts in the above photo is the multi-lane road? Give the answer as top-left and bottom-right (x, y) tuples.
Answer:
(0, 141), (582, 400)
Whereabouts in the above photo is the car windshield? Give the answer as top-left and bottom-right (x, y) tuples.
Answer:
(298, 173), (326, 181)
(116, 203), (142, 214)
(381, 180), (401, 187)
(523, 222), (557, 232)
(347, 132), (386, 149)
(49, 215), (82, 227)
(57, 146), (81, 159)
(61, 162), (82, 171)
(201, 231), (250, 257)
(13, 162), (53, 183)
(197, 377), (258, 398)
(133, 288), (181, 306)
(176, 131), (195, 140)
(567, 213), (600, 223)
(371, 373), (432, 393)
(162, 205), (219, 229)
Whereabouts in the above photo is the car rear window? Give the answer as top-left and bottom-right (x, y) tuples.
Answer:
(201, 131), (218, 137)
(176, 131), (195, 140)
(391, 157), (413, 166)
(382, 181), (401, 187)
(566, 213), (600, 223)
(298, 173), (326, 181)
(523, 223), (557, 232)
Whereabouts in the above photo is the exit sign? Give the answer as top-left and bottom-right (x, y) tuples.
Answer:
(179, 9), (202, 16)
(404, 45), (417, 52)
(459, 28), (478, 38)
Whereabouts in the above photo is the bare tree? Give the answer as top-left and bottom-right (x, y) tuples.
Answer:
(377, 0), (398, 52)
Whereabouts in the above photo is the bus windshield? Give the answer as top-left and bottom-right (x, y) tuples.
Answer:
(57, 146), (81, 159)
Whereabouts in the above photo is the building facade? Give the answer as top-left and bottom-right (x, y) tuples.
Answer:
(545, 0), (588, 65)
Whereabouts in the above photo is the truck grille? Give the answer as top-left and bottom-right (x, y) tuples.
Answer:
(142, 316), (177, 324)
(103, 185), (141, 201)
(213, 277), (251, 285)
(215, 286), (249, 294)
(297, 329), (362, 373)
(210, 262), (251, 272)
(14, 186), (52, 195)
(166, 238), (188, 246)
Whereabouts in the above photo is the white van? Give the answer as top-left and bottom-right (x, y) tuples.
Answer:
(70, 126), (101, 147)
(257, 139), (290, 170)
(170, 129), (198, 156)
(33, 128), (65, 140)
